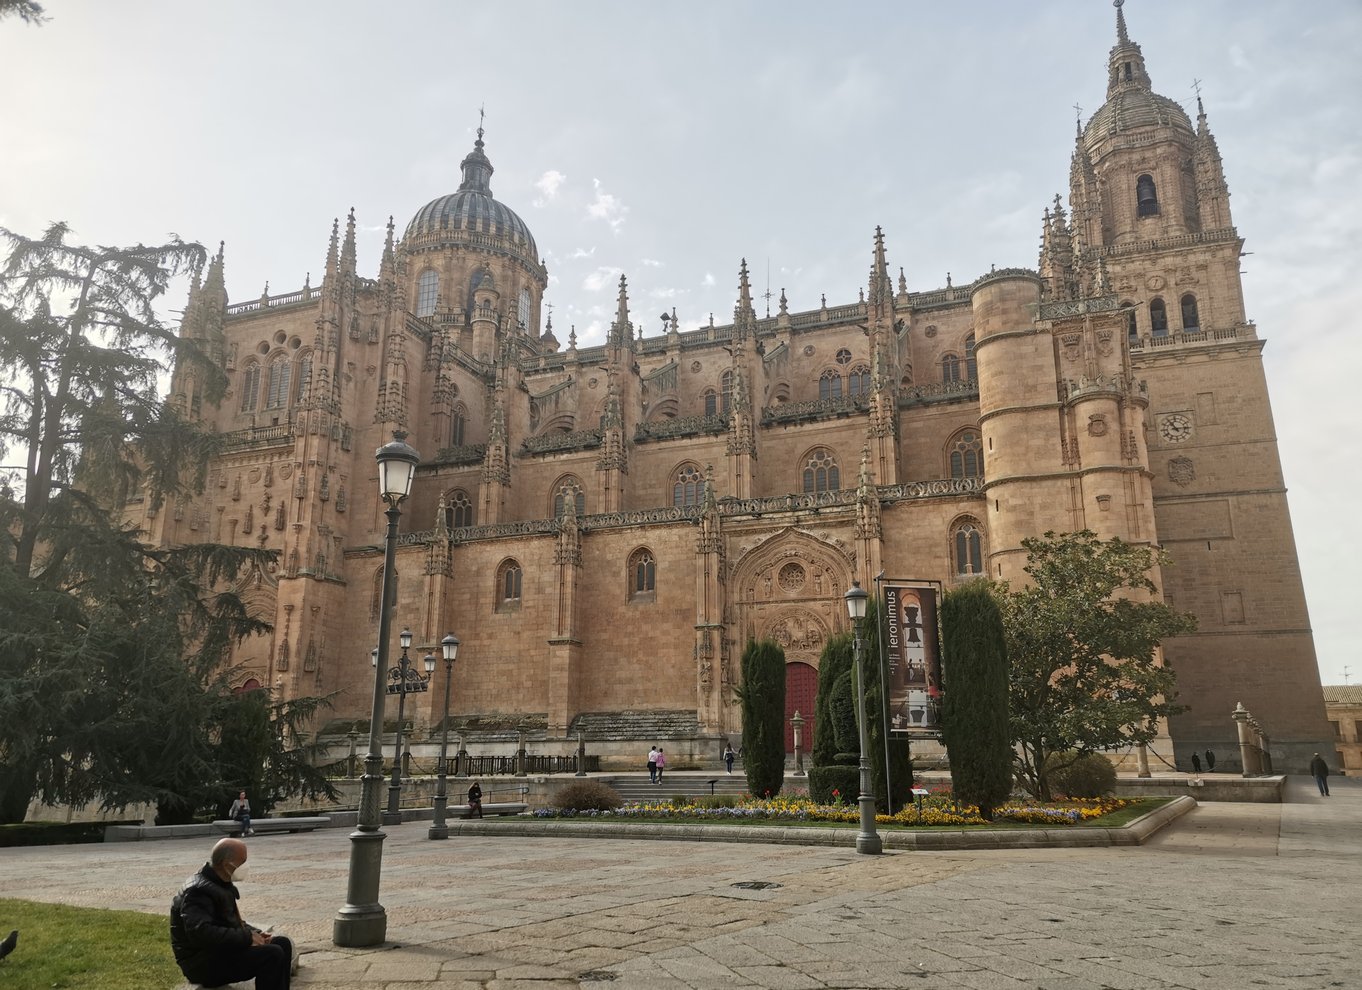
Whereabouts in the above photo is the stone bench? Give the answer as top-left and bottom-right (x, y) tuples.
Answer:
(211, 816), (331, 836)
(449, 802), (527, 818)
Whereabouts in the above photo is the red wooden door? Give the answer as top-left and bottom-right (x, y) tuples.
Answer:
(784, 661), (817, 753)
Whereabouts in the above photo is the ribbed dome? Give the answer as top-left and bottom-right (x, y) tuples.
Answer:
(1081, 1), (1194, 154)
(1082, 89), (1193, 154)
(403, 131), (539, 266)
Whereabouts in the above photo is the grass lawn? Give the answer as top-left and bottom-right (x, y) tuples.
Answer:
(0, 898), (181, 990)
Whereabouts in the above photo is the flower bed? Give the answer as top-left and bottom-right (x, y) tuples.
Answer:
(531, 793), (1136, 827)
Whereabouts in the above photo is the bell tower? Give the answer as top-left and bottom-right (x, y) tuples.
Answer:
(1060, 0), (1331, 770)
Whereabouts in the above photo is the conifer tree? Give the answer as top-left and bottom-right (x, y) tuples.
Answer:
(940, 581), (1012, 819)
(0, 224), (334, 822)
(739, 638), (786, 798)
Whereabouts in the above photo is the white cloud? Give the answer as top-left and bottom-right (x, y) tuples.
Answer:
(586, 178), (628, 232)
(582, 266), (624, 292)
(568, 246), (596, 260)
(701, 272), (716, 287)
(641, 258), (663, 267)
(532, 169), (567, 207)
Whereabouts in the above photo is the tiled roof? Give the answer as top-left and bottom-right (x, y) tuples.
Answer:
(1322, 685), (1362, 704)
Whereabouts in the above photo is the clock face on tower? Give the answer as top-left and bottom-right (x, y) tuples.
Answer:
(1159, 414), (1193, 443)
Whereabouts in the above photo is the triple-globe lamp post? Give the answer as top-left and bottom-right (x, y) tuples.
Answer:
(333, 430), (419, 948)
(845, 580), (883, 855)
(381, 628), (434, 825)
(429, 632), (461, 840)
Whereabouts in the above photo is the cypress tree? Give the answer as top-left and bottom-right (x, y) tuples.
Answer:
(940, 581), (1012, 819)
(739, 638), (787, 797)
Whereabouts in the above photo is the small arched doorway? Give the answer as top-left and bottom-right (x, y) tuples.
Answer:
(784, 661), (817, 753)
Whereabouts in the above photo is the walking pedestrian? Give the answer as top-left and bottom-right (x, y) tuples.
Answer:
(1309, 752), (1331, 796)
(724, 744), (735, 774)
(654, 747), (666, 785)
(1190, 752), (1202, 774)
(647, 746), (658, 784)
(1204, 750), (1216, 772)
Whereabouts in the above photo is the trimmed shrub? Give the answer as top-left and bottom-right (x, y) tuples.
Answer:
(808, 765), (860, 805)
(549, 779), (623, 812)
(940, 580), (1013, 820)
(1045, 752), (1117, 798)
(811, 633), (854, 767)
(740, 638), (787, 798)
(828, 669), (859, 756)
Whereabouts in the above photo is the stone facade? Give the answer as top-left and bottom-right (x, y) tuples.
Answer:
(132, 5), (1330, 770)
(1323, 687), (1362, 777)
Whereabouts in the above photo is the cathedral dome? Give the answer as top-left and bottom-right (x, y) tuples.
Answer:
(1081, 89), (1193, 154)
(1081, 0), (1194, 155)
(403, 130), (539, 267)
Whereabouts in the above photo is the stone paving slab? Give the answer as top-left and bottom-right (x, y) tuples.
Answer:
(1, 777), (1359, 988)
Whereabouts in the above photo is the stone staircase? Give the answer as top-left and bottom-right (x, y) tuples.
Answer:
(603, 773), (753, 804)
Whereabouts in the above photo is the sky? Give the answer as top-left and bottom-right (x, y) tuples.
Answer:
(2, 1), (1359, 687)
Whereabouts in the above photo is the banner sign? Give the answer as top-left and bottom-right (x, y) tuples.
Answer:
(882, 583), (942, 733)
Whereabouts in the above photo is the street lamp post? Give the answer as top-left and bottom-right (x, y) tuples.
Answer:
(791, 710), (806, 776)
(334, 430), (419, 948)
(845, 580), (882, 855)
(383, 628), (432, 825)
(429, 633), (461, 840)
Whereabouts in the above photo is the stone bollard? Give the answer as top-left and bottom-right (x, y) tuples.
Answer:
(1232, 702), (1261, 776)
(575, 731), (587, 777)
(515, 727), (528, 777)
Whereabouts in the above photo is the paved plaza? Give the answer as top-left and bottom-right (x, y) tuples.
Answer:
(2, 777), (1357, 989)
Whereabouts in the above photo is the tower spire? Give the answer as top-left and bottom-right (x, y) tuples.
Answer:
(458, 109), (494, 194)
(1115, 0), (1128, 45)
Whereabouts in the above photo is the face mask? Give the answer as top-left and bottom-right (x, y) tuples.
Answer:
(230, 862), (251, 883)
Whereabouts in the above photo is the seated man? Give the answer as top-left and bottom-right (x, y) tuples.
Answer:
(170, 837), (293, 990)
(467, 780), (483, 818)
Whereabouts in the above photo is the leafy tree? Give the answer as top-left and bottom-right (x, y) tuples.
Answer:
(995, 531), (1196, 801)
(0, 1), (45, 24)
(739, 638), (786, 797)
(940, 580), (1012, 819)
(0, 224), (330, 823)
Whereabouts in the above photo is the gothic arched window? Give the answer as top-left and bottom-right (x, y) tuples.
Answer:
(965, 334), (977, 380)
(703, 389), (718, 417)
(952, 518), (985, 575)
(1150, 298), (1169, 337)
(450, 403), (467, 447)
(444, 489), (474, 529)
(240, 363), (261, 412)
(416, 270), (439, 317)
(517, 287), (531, 330)
(1180, 293), (1200, 332)
(295, 352), (312, 403)
(673, 464), (703, 507)
(1136, 174), (1160, 218)
(553, 476), (586, 518)
(629, 547), (656, 599)
(497, 559), (523, 608)
(847, 366), (871, 397)
(949, 429), (983, 479)
(720, 370), (734, 413)
(819, 369), (843, 401)
(802, 448), (840, 494)
(941, 353), (961, 383)
(265, 356), (291, 409)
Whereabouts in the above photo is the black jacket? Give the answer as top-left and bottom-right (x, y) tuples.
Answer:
(170, 864), (251, 977)
(1309, 756), (1330, 778)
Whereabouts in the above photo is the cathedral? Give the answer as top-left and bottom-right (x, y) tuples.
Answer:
(142, 3), (1330, 771)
